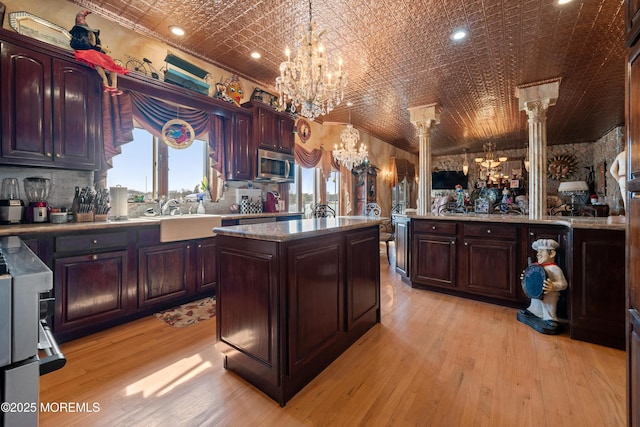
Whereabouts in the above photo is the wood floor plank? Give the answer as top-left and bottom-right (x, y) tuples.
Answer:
(39, 249), (626, 426)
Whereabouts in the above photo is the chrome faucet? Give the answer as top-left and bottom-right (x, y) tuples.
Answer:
(161, 199), (181, 216)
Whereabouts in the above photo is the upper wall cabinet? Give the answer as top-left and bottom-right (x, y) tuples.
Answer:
(243, 101), (294, 155)
(627, 0), (640, 46)
(0, 34), (100, 170)
(225, 111), (253, 181)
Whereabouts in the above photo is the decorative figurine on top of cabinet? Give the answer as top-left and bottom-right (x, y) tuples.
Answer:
(69, 10), (129, 95)
(517, 238), (568, 335)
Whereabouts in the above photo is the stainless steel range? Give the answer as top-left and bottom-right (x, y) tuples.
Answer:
(0, 236), (65, 427)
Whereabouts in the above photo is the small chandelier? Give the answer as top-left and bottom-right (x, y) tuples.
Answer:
(474, 142), (507, 171)
(275, 0), (347, 120)
(333, 102), (368, 171)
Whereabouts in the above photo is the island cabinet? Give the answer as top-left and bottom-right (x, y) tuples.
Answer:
(215, 221), (380, 406)
(0, 36), (100, 170)
(52, 230), (136, 342)
(569, 228), (626, 349)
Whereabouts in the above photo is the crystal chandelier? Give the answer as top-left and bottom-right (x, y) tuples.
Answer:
(474, 142), (507, 173)
(275, 0), (347, 120)
(333, 102), (368, 171)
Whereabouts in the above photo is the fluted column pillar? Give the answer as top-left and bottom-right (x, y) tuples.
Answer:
(516, 80), (560, 219)
(408, 104), (440, 216)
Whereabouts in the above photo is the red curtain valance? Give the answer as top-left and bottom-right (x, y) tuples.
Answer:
(294, 143), (339, 178)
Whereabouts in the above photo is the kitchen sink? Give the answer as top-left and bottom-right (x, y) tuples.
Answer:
(157, 214), (222, 242)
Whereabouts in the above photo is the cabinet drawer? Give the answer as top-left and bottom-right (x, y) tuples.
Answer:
(413, 220), (456, 235)
(463, 223), (517, 239)
(55, 231), (128, 252)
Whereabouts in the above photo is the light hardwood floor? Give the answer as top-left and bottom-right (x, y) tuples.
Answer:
(39, 246), (626, 427)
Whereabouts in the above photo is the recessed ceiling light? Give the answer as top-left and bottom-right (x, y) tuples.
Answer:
(556, 0), (573, 4)
(169, 26), (185, 36)
(450, 28), (468, 42)
(250, 51), (261, 59)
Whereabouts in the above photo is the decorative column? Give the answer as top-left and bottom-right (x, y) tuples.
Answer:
(516, 79), (560, 219)
(408, 104), (440, 215)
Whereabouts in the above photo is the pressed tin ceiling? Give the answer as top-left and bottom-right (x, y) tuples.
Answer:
(70, 0), (626, 156)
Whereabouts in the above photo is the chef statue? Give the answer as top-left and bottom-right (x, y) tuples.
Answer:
(517, 239), (568, 335)
(609, 149), (627, 213)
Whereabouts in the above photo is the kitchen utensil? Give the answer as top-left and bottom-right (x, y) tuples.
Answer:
(1, 178), (20, 200)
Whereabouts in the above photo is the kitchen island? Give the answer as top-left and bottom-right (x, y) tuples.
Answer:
(213, 217), (382, 406)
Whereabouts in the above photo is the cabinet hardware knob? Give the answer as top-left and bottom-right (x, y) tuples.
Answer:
(92, 239), (98, 244)
(46, 152), (52, 157)
(451, 241), (455, 245)
(55, 153), (61, 158)
(187, 245), (190, 249)
(486, 229), (491, 234)
(432, 226), (436, 230)
(198, 244), (202, 248)
(530, 232), (534, 236)
(464, 242), (468, 246)
(91, 255), (98, 260)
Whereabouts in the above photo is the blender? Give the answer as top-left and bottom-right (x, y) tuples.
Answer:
(23, 177), (52, 223)
(0, 178), (25, 224)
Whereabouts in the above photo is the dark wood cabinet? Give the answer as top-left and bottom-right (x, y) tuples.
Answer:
(0, 39), (99, 169)
(625, 3), (640, 421)
(195, 237), (217, 294)
(217, 224), (380, 405)
(411, 220), (457, 289)
(138, 241), (194, 309)
(570, 228), (625, 349)
(243, 101), (294, 154)
(225, 111), (253, 180)
(460, 223), (518, 302)
(52, 230), (132, 341)
(393, 215), (411, 279)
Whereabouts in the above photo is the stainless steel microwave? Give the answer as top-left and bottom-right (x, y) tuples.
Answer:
(257, 149), (295, 182)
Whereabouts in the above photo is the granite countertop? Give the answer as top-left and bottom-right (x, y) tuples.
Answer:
(213, 216), (385, 242)
(398, 213), (626, 230)
(220, 212), (303, 220)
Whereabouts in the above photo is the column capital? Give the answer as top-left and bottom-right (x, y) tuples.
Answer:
(408, 103), (441, 135)
(515, 78), (561, 111)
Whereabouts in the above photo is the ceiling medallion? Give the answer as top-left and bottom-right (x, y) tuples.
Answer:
(275, 0), (346, 120)
(547, 154), (577, 180)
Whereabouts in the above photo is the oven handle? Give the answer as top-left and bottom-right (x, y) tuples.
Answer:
(38, 320), (66, 376)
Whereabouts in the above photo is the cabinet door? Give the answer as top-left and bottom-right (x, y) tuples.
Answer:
(278, 116), (294, 154)
(394, 218), (409, 277)
(53, 250), (129, 334)
(462, 237), (517, 300)
(411, 233), (457, 289)
(138, 242), (193, 309)
(345, 228), (380, 332)
(52, 59), (99, 169)
(571, 229), (625, 349)
(225, 112), (253, 180)
(627, 0), (640, 46)
(0, 42), (53, 163)
(196, 238), (217, 294)
(256, 106), (278, 151)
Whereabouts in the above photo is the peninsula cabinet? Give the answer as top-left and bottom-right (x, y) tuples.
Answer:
(0, 37), (100, 170)
(393, 215), (411, 280)
(570, 228), (625, 349)
(411, 220), (457, 290)
(460, 223), (518, 302)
